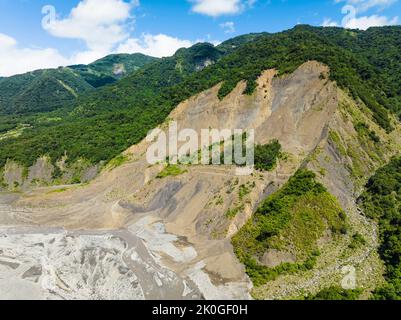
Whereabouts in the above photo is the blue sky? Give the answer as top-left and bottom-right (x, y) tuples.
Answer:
(0, 0), (400, 76)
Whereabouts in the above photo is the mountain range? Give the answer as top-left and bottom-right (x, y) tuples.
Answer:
(0, 53), (157, 115)
(1, 25), (401, 300)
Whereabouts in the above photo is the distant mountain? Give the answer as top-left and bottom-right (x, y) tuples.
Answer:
(0, 68), (93, 114)
(69, 53), (157, 88)
(217, 32), (268, 54)
(72, 42), (226, 116)
(0, 41), (229, 167)
(0, 53), (157, 114)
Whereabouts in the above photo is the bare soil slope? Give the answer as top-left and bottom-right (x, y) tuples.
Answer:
(1, 61), (397, 300)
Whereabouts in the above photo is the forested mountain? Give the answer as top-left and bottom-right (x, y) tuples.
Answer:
(306, 25), (401, 119)
(0, 68), (93, 114)
(0, 53), (157, 115)
(69, 53), (157, 88)
(0, 42), (229, 167)
(0, 25), (401, 173)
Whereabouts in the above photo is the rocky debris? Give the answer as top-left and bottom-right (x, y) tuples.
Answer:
(262, 250), (297, 268)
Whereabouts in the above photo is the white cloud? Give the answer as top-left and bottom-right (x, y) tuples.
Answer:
(117, 34), (194, 58)
(43, 0), (137, 55)
(0, 0), (202, 76)
(0, 33), (70, 77)
(0, 29), (132, 76)
(0, 30), (199, 76)
(69, 50), (107, 65)
(220, 21), (236, 33)
(190, 0), (256, 17)
(323, 1), (398, 30)
(0, 33), (17, 48)
(322, 18), (339, 27)
(322, 13), (398, 30)
(343, 14), (398, 29)
(335, 0), (398, 12)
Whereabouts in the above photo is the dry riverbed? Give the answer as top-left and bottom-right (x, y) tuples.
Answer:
(0, 195), (250, 300)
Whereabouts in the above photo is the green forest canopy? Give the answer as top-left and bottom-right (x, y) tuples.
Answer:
(359, 157), (401, 300)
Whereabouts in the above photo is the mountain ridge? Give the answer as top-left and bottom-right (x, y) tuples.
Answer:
(0, 25), (401, 188)
(0, 53), (158, 115)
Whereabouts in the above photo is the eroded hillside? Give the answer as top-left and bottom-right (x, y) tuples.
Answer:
(0, 61), (400, 300)
(2, 25), (401, 191)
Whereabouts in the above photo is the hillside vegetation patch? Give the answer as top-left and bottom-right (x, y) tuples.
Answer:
(232, 170), (348, 287)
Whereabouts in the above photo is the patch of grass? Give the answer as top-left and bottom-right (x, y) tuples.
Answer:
(65, 158), (93, 185)
(226, 178), (239, 194)
(305, 286), (363, 300)
(355, 122), (380, 144)
(157, 164), (188, 179)
(47, 188), (68, 194)
(329, 131), (347, 157)
(215, 196), (224, 206)
(0, 169), (6, 188)
(0, 124), (31, 142)
(21, 166), (29, 180)
(71, 175), (82, 184)
(107, 154), (129, 169)
(242, 251), (321, 287)
(319, 168), (327, 176)
(359, 157), (401, 300)
(239, 184), (252, 201)
(348, 233), (367, 249)
(347, 146), (365, 179)
(268, 193), (347, 259)
(226, 204), (245, 219)
(353, 121), (384, 165)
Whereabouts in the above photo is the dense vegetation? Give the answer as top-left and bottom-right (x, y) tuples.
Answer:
(313, 26), (401, 117)
(305, 286), (362, 300)
(218, 136), (281, 169)
(0, 68), (92, 114)
(254, 140), (282, 171)
(1, 25), (400, 173)
(157, 165), (188, 179)
(69, 53), (157, 88)
(0, 43), (225, 168)
(359, 157), (401, 300)
(232, 170), (348, 286)
(0, 53), (157, 115)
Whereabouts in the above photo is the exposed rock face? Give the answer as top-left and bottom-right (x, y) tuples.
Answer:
(251, 79), (401, 301)
(168, 61), (336, 157)
(27, 157), (54, 185)
(81, 164), (101, 183)
(262, 250), (296, 268)
(3, 161), (24, 188)
(308, 90), (401, 209)
(1, 61), (397, 300)
(0, 157), (100, 191)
